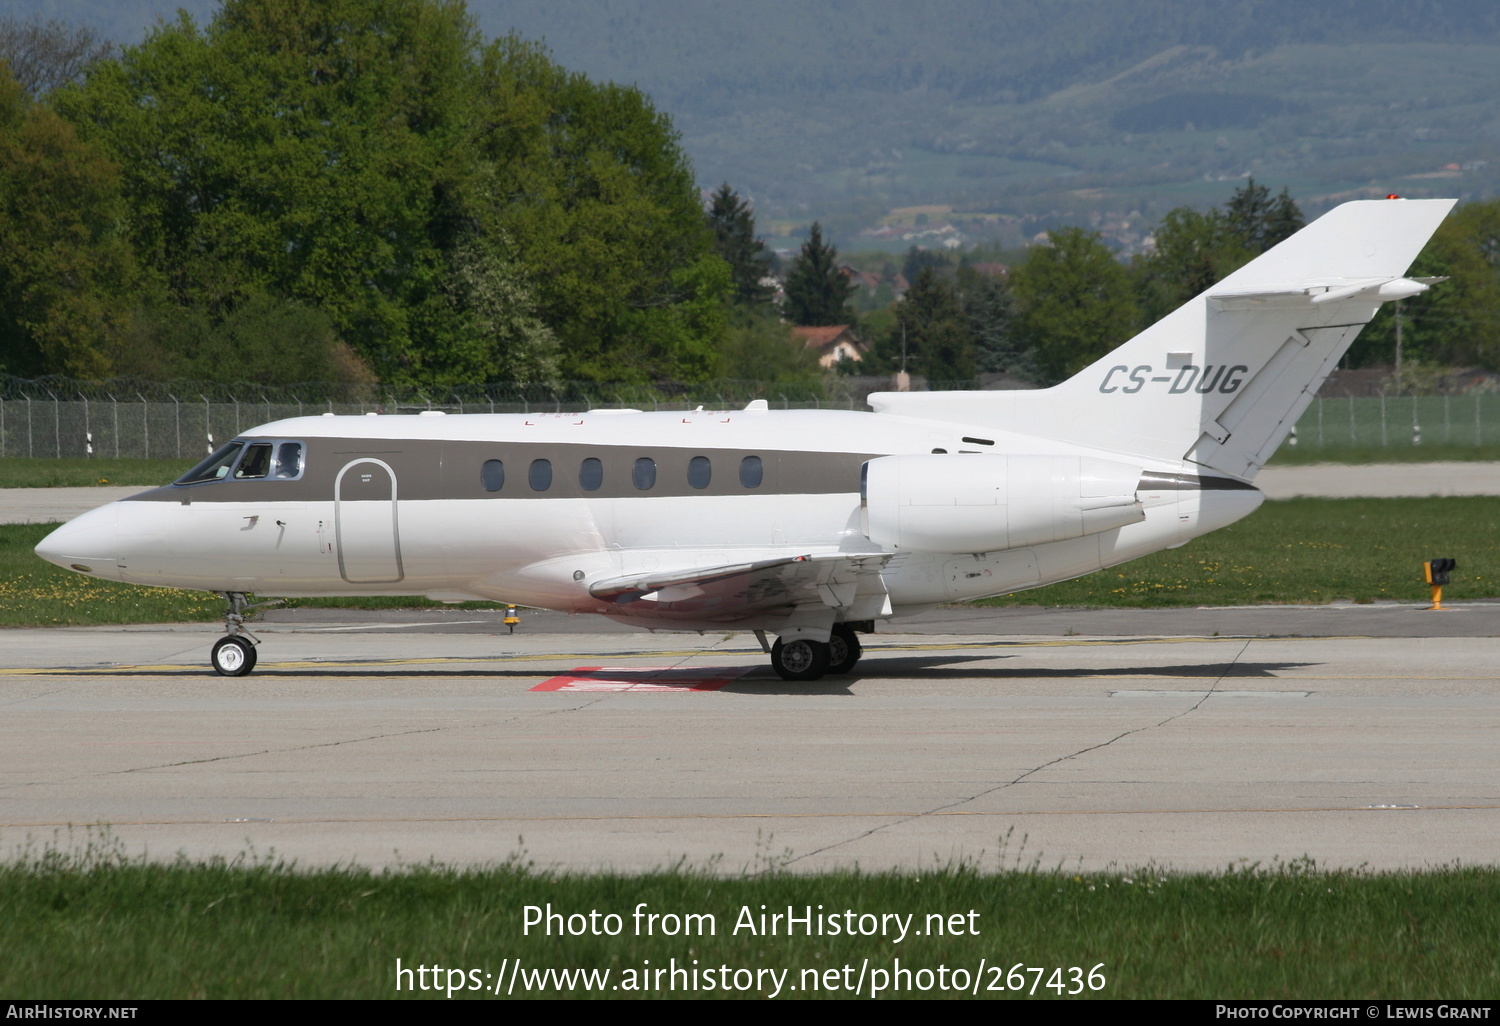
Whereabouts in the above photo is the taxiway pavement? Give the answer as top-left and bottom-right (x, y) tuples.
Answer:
(4, 468), (1496, 873)
(2, 616), (1496, 874)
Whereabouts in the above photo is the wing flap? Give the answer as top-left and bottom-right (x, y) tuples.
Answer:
(590, 552), (893, 622)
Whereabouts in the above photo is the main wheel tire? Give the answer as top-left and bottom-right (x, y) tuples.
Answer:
(771, 637), (829, 681)
(827, 625), (863, 674)
(211, 636), (257, 677)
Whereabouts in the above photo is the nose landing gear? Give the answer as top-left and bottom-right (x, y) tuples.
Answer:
(210, 592), (280, 676)
(211, 634), (257, 676)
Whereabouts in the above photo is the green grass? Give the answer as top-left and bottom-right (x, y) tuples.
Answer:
(0, 457), (196, 488)
(1, 522), (222, 626)
(1266, 444), (1500, 465)
(10, 497), (1498, 626)
(0, 523), (501, 627)
(981, 496), (1499, 608)
(1, 836), (1495, 999)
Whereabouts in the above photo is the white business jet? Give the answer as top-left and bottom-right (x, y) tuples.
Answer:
(36, 199), (1453, 679)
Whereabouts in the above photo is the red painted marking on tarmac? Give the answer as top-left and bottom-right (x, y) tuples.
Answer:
(531, 666), (749, 693)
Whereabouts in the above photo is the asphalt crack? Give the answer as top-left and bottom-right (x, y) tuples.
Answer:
(777, 639), (1253, 871)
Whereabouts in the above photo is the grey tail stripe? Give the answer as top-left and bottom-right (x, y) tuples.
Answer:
(1138, 471), (1259, 492)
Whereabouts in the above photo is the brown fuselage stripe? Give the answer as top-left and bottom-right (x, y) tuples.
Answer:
(125, 435), (1256, 504)
(126, 437), (882, 503)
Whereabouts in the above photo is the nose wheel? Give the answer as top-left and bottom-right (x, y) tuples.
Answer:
(211, 635), (257, 676)
(210, 591), (279, 676)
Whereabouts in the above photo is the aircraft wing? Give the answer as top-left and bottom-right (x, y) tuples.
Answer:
(588, 552), (896, 623)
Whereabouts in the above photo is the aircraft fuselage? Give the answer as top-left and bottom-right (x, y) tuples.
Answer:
(40, 405), (1261, 632)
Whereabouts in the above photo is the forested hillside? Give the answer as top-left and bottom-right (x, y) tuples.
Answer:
(12, 1), (1500, 233)
(470, 0), (1500, 231)
(1, 0), (734, 388)
(3, 0), (1499, 392)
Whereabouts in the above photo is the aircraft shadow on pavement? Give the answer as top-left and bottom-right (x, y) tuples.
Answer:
(47, 655), (1312, 684)
(830, 653), (1317, 681)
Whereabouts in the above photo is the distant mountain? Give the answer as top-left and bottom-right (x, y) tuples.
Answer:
(14, 0), (1500, 241)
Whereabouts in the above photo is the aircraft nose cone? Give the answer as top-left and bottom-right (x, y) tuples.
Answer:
(34, 503), (121, 577)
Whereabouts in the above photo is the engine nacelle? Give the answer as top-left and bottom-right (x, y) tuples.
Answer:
(861, 453), (1145, 553)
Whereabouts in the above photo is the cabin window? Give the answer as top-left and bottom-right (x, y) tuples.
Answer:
(176, 441), (244, 484)
(274, 442), (304, 479)
(579, 457), (603, 491)
(632, 457), (657, 490)
(528, 459), (552, 491)
(739, 455), (763, 488)
(687, 456), (712, 489)
(234, 443), (274, 479)
(481, 459), (505, 492)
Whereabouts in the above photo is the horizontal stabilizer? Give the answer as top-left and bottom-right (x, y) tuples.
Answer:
(1209, 276), (1443, 310)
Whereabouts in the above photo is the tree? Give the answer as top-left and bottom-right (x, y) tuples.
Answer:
(902, 246), (949, 286)
(57, 0), (484, 384)
(1346, 198), (1500, 371)
(470, 34), (724, 383)
(446, 233), (559, 386)
(783, 222), (854, 326)
(1135, 179), (1305, 324)
(957, 266), (1031, 380)
(1013, 227), (1138, 383)
(1224, 177), (1303, 253)
(707, 183), (772, 305)
(56, 1), (722, 387)
(0, 16), (114, 99)
(119, 292), (370, 386)
(0, 63), (137, 378)
(867, 268), (976, 383)
(719, 306), (822, 388)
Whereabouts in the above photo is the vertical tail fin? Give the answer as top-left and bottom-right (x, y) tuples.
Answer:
(869, 198), (1454, 478)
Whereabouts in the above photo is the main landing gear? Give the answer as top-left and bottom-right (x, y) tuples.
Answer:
(768, 624), (863, 682)
(210, 592), (280, 676)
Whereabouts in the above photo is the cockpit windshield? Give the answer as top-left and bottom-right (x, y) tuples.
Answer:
(176, 442), (244, 484)
(174, 439), (306, 485)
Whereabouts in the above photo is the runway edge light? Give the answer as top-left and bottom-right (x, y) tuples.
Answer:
(1423, 558), (1456, 610)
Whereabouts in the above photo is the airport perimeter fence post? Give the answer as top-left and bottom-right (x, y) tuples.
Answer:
(17, 384), (1500, 466)
(1292, 391), (1500, 455)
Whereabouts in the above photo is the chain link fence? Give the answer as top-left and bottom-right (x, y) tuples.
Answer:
(0, 375), (880, 460)
(1287, 393), (1500, 452)
(5, 375), (1498, 460)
